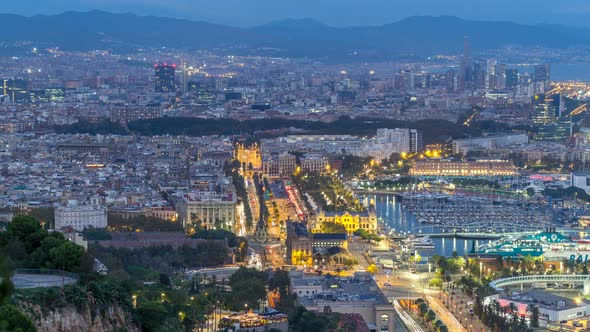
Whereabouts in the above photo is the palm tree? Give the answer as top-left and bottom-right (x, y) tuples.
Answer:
(425, 309), (436, 322)
(508, 302), (518, 323)
(491, 299), (502, 316)
(433, 319), (443, 330)
(527, 303), (540, 328)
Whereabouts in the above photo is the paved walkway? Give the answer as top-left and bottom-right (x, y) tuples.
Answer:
(393, 300), (425, 332)
(439, 291), (490, 332)
(425, 295), (466, 332)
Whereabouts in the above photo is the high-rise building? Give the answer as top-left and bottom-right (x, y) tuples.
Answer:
(505, 69), (518, 88)
(532, 94), (559, 125)
(2, 79), (29, 102)
(533, 64), (550, 83)
(536, 118), (572, 141)
(473, 61), (485, 89)
(485, 59), (497, 89)
(459, 36), (472, 90)
(410, 129), (424, 153)
(154, 63), (176, 92)
(495, 64), (506, 89)
(180, 61), (188, 93)
(533, 93), (571, 141)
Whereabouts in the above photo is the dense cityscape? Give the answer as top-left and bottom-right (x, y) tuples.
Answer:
(5, 5), (590, 332)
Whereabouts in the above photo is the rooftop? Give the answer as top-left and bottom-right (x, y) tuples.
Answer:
(497, 290), (590, 311)
(291, 272), (389, 306)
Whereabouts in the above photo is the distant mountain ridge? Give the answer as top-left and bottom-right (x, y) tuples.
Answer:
(1, 11), (589, 60)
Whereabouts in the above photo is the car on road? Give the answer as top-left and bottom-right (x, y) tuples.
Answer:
(384, 282), (391, 286)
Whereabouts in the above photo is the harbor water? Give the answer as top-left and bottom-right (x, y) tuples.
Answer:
(364, 194), (493, 258)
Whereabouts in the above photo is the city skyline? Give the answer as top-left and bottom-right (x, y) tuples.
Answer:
(5, 0), (590, 27)
(2, 1), (590, 332)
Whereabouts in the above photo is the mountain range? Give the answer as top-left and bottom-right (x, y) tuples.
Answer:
(1, 11), (589, 60)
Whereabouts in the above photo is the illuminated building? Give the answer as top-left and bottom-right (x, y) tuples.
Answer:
(220, 310), (288, 332)
(485, 59), (497, 89)
(286, 220), (313, 266)
(146, 207), (178, 222)
(262, 152), (296, 177)
(409, 129), (424, 153)
(314, 211), (378, 235)
(188, 81), (216, 104)
(312, 233), (348, 251)
(154, 63), (176, 92)
(300, 155), (329, 173)
(109, 105), (163, 123)
(532, 94), (571, 141)
(176, 191), (236, 232)
(535, 118), (572, 141)
(532, 94), (559, 125)
(410, 158), (516, 176)
(236, 144), (262, 169)
(30, 88), (65, 103)
(495, 63), (506, 89)
(1, 78), (29, 102)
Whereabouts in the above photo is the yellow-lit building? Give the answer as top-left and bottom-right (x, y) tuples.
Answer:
(301, 155), (329, 173)
(314, 211), (378, 235)
(176, 191), (236, 233)
(236, 144), (262, 169)
(146, 207), (178, 222)
(410, 158), (516, 176)
(286, 220), (313, 266)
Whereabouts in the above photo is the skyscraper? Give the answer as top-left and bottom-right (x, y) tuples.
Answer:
(532, 93), (558, 125)
(485, 59), (497, 89)
(533, 64), (550, 83)
(409, 129), (424, 153)
(459, 36), (472, 90)
(155, 63), (176, 93)
(472, 61), (485, 89)
(533, 93), (570, 141)
(505, 69), (518, 88)
(495, 64), (506, 89)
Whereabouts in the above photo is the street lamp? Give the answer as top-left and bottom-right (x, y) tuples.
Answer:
(479, 262), (483, 280)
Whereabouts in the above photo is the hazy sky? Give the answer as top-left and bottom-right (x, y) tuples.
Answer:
(5, 0), (590, 27)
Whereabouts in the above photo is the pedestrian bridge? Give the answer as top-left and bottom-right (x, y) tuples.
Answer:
(489, 274), (590, 295)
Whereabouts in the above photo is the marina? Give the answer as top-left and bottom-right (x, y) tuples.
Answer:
(363, 193), (561, 257)
(396, 192), (551, 233)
